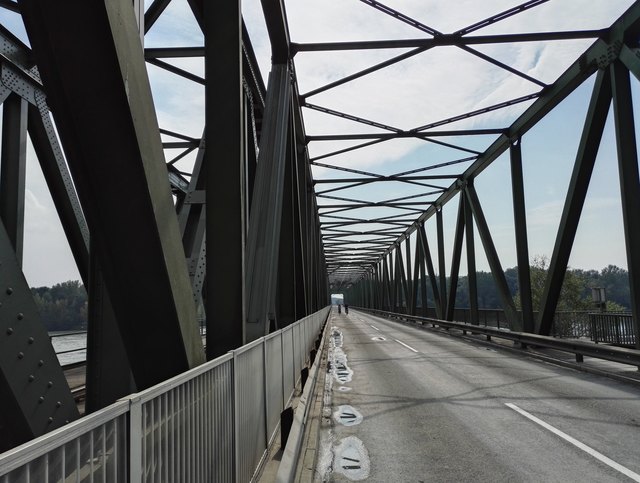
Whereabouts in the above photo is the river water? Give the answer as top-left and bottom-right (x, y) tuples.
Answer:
(49, 328), (206, 367)
(49, 331), (87, 366)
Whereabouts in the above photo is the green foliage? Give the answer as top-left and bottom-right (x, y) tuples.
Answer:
(574, 264), (631, 310)
(417, 258), (631, 312)
(31, 280), (87, 331)
(514, 255), (592, 312)
(605, 300), (627, 312)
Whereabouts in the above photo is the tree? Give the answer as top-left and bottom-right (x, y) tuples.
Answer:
(31, 281), (88, 331)
(514, 255), (592, 312)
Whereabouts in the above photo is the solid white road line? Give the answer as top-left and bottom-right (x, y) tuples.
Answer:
(394, 339), (419, 353)
(370, 325), (380, 331)
(505, 403), (640, 482)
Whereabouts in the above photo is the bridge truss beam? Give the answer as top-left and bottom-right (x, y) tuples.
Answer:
(0, 0), (330, 449)
(337, 3), (640, 347)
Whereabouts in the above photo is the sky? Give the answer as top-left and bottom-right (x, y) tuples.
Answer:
(0, 0), (637, 287)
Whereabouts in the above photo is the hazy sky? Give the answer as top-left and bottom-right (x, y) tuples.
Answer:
(0, 0), (637, 287)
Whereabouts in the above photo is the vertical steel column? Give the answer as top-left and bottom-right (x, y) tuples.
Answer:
(391, 250), (398, 311)
(436, 207), (447, 313)
(410, 234), (421, 315)
(388, 251), (397, 311)
(446, 197), (465, 321)
(382, 256), (391, 310)
(464, 194), (479, 325)
(276, 115), (297, 328)
(378, 262), (384, 309)
(395, 246), (409, 311)
(419, 246), (429, 316)
(610, 60), (640, 349)
(312, 212), (318, 311)
(177, 133), (207, 320)
(536, 70), (611, 335)
(245, 64), (291, 340)
(405, 237), (412, 311)
(510, 139), (534, 333)
(374, 263), (382, 309)
(363, 273), (368, 308)
(465, 182), (519, 329)
(297, 152), (311, 314)
(86, 248), (134, 412)
(292, 145), (308, 319)
(417, 223), (442, 318)
(205, 0), (245, 357)
(304, 189), (313, 311)
(0, 94), (28, 265)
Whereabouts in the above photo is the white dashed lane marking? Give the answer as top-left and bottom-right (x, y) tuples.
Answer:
(394, 339), (419, 353)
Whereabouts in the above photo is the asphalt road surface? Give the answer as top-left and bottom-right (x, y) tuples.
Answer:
(317, 309), (640, 482)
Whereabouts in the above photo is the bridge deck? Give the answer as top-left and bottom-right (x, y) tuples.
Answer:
(316, 309), (640, 481)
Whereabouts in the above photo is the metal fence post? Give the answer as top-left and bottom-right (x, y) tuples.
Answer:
(291, 324), (296, 389)
(281, 331), (286, 408)
(232, 349), (239, 483)
(129, 395), (143, 482)
(263, 338), (269, 449)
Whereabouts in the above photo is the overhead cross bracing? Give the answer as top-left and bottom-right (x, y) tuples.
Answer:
(283, 0), (630, 288)
(290, 0), (638, 340)
(281, 0), (640, 342)
(0, 0), (640, 452)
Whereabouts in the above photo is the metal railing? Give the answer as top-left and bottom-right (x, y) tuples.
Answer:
(358, 308), (640, 368)
(398, 306), (611, 339)
(591, 312), (637, 346)
(0, 306), (330, 482)
(0, 400), (129, 483)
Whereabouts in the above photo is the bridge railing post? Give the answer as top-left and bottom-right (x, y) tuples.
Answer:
(129, 394), (143, 482)
(263, 337), (269, 451)
(232, 349), (240, 483)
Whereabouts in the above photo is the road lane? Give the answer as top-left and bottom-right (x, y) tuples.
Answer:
(318, 309), (640, 482)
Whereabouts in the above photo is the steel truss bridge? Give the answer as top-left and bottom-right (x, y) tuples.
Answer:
(0, 0), (639, 478)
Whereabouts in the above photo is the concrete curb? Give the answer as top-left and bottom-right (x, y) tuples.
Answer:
(275, 318), (330, 483)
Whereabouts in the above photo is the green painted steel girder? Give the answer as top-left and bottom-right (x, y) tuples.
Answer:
(19, 0), (205, 388)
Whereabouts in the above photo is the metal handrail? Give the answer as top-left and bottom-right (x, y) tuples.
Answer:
(49, 330), (87, 338)
(0, 400), (129, 475)
(358, 308), (640, 367)
(130, 352), (234, 405)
